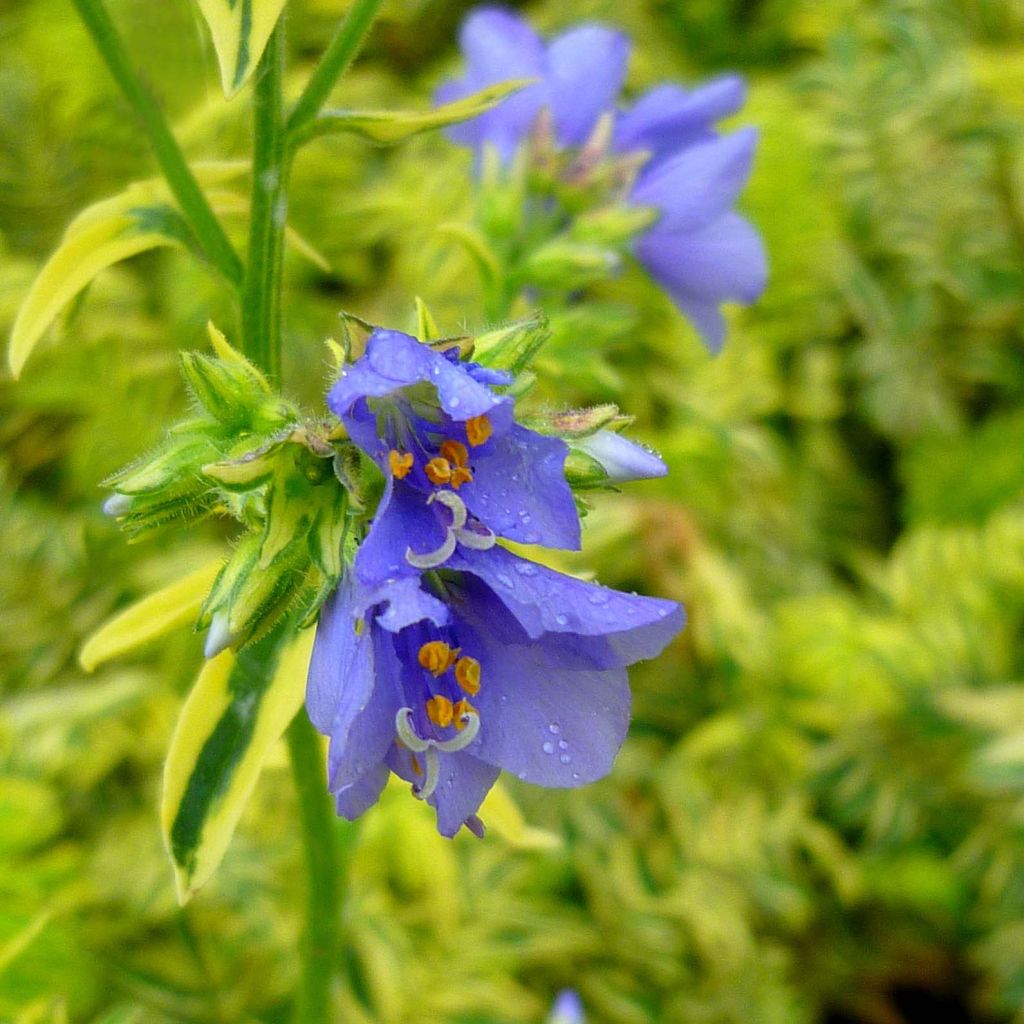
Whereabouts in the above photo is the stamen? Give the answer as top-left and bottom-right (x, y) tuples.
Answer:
(424, 457), (452, 485)
(394, 707), (430, 752)
(412, 746), (440, 800)
(410, 753), (422, 776)
(436, 710), (480, 751)
(427, 489), (468, 530)
(440, 440), (469, 467)
(455, 657), (481, 695)
(418, 641), (459, 676)
(466, 414), (492, 447)
(450, 465), (473, 490)
(406, 530), (457, 569)
(425, 694), (454, 728)
(453, 523), (496, 550)
(388, 449), (414, 479)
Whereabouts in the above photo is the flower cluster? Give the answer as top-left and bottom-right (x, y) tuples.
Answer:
(437, 6), (767, 351)
(306, 329), (683, 836)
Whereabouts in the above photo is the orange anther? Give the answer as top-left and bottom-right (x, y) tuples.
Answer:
(411, 753), (423, 776)
(453, 698), (477, 729)
(455, 656), (481, 695)
(418, 641), (459, 677)
(388, 449), (414, 479)
(440, 439), (470, 467)
(426, 695), (454, 728)
(450, 465), (473, 490)
(424, 457), (452, 485)
(466, 415), (492, 447)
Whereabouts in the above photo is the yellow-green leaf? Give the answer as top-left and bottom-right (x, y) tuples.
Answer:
(294, 78), (534, 145)
(79, 561), (223, 673)
(478, 782), (561, 851)
(196, 0), (288, 97)
(161, 627), (314, 902)
(8, 164), (246, 378)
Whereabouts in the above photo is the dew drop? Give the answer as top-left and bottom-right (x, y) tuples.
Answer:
(520, 511), (532, 523)
(555, 613), (568, 626)
(542, 741), (554, 755)
(588, 590), (609, 605)
(572, 772), (580, 781)
(515, 562), (537, 576)
(497, 573), (513, 588)
(525, 531), (540, 543)
(558, 739), (568, 750)
(559, 753), (571, 764)
(548, 722), (560, 734)
(449, 396), (460, 407)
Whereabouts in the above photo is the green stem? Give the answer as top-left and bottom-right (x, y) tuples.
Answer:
(286, 0), (386, 141)
(286, 711), (341, 1024)
(242, 21), (288, 379)
(70, 0), (243, 287)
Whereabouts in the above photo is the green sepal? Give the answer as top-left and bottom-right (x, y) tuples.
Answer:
(569, 204), (659, 247)
(106, 436), (220, 496)
(563, 449), (613, 490)
(179, 349), (271, 429)
(473, 313), (551, 375)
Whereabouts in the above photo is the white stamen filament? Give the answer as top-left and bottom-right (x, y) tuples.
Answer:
(435, 711), (480, 752)
(453, 525), (496, 550)
(405, 530), (457, 569)
(412, 746), (440, 801)
(428, 489), (468, 530)
(395, 707), (430, 752)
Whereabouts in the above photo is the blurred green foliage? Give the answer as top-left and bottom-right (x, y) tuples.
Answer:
(3, 0), (1024, 1021)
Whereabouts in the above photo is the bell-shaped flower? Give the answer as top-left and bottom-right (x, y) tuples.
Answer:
(436, 5), (766, 351)
(328, 328), (580, 588)
(306, 545), (683, 837)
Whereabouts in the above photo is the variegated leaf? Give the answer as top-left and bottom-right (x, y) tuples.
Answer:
(196, 0), (288, 97)
(161, 627), (314, 902)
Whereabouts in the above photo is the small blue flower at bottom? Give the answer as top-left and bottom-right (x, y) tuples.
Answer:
(305, 544), (683, 837)
(548, 990), (585, 1024)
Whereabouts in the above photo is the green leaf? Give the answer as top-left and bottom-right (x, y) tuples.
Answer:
(293, 78), (533, 146)
(161, 627), (314, 902)
(8, 164), (247, 378)
(79, 561), (223, 673)
(195, 0), (288, 97)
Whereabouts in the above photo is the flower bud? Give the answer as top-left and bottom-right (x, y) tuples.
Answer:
(574, 430), (667, 483)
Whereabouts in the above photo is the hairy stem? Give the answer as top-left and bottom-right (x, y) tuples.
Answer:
(242, 21), (288, 379)
(70, 0), (243, 287)
(287, 0), (386, 141)
(286, 711), (341, 1024)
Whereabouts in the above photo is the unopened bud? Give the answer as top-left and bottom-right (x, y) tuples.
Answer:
(575, 430), (667, 483)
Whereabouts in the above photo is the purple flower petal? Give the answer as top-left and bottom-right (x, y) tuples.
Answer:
(457, 615), (631, 787)
(328, 330), (506, 427)
(353, 477), (449, 585)
(462, 425), (581, 549)
(448, 545), (684, 664)
(335, 760), (389, 820)
(613, 76), (745, 162)
(630, 128), (758, 235)
(634, 212), (767, 351)
(546, 24), (630, 146)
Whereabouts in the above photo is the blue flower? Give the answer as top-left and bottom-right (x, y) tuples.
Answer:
(306, 545), (683, 837)
(548, 990), (585, 1024)
(437, 6), (766, 351)
(328, 328), (580, 588)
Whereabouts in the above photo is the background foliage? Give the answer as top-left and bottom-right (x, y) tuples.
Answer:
(3, 0), (1024, 1021)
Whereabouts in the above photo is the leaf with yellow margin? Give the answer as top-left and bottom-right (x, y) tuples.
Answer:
(161, 627), (314, 902)
(196, 0), (288, 97)
(79, 561), (223, 674)
(478, 781), (562, 850)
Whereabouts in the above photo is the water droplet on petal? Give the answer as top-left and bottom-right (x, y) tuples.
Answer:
(588, 590), (609, 605)
(542, 741), (554, 755)
(525, 531), (540, 543)
(520, 511), (532, 524)
(555, 613), (568, 626)
(497, 573), (513, 588)
(548, 722), (560, 734)
(515, 562), (537, 576)
(558, 739), (568, 750)
(559, 753), (571, 764)
(572, 772), (580, 781)
(449, 396), (460, 407)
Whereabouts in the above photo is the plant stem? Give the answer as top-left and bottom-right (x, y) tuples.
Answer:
(70, 0), (243, 287)
(242, 21), (288, 379)
(286, 0), (386, 141)
(286, 711), (341, 1024)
